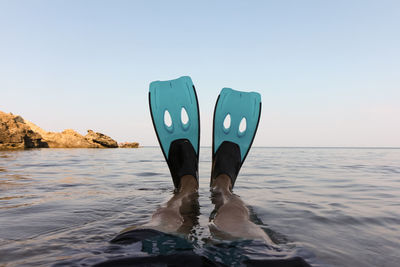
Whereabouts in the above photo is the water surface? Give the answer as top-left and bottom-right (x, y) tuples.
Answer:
(0, 147), (399, 266)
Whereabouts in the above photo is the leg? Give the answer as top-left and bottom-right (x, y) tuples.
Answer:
(123, 175), (199, 235)
(209, 174), (274, 244)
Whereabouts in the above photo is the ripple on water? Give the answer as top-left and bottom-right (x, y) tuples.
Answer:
(134, 172), (163, 177)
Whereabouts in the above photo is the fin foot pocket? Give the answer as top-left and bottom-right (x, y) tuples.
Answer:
(211, 141), (241, 188)
(168, 139), (198, 189)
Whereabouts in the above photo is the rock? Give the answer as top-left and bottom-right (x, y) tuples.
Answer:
(119, 142), (139, 148)
(26, 121), (118, 149)
(14, 116), (25, 124)
(44, 129), (101, 148)
(0, 111), (47, 149)
(0, 110), (123, 150)
(24, 120), (101, 148)
(85, 130), (118, 148)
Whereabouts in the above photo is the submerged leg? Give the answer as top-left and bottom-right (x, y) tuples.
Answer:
(122, 175), (199, 235)
(210, 174), (274, 244)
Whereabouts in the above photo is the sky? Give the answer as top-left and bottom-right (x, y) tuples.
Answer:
(1, 0), (399, 147)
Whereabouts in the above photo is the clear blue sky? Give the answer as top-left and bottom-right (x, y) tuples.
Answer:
(1, 0), (399, 147)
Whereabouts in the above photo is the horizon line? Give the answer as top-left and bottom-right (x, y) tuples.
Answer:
(140, 146), (400, 149)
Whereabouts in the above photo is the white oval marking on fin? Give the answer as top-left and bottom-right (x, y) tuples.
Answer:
(239, 117), (247, 134)
(164, 110), (172, 127)
(223, 114), (231, 130)
(181, 107), (189, 125)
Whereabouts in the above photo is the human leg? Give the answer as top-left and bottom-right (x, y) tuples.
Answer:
(209, 174), (274, 244)
(121, 175), (199, 236)
(141, 175), (199, 234)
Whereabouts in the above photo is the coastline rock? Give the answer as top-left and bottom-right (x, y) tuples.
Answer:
(0, 111), (124, 150)
(85, 130), (118, 148)
(0, 111), (47, 149)
(43, 129), (101, 148)
(119, 142), (139, 148)
(25, 120), (102, 148)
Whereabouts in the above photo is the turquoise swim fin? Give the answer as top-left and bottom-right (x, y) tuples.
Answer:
(149, 76), (200, 189)
(211, 88), (261, 189)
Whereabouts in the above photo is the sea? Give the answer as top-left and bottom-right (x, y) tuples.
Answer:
(0, 147), (399, 266)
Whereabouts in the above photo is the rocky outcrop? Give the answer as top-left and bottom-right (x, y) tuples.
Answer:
(119, 142), (139, 148)
(0, 111), (48, 149)
(85, 130), (118, 148)
(0, 111), (127, 150)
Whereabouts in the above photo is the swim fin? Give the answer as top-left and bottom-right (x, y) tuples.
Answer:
(149, 76), (200, 189)
(211, 88), (261, 189)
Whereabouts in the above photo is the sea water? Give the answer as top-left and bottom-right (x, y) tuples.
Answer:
(0, 147), (399, 266)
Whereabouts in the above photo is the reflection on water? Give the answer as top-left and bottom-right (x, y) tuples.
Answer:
(0, 148), (399, 266)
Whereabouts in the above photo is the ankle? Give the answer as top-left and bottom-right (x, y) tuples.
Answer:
(211, 174), (232, 193)
(178, 175), (198, 193)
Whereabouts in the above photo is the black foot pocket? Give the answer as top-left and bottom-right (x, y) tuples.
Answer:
(211, 141), (242, 188)
(168, 139), (199, 189)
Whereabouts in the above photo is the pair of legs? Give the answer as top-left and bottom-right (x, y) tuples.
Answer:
(135, 174), (273, 245)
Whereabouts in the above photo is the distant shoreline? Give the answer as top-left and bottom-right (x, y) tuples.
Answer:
(0, 111), (139, 150)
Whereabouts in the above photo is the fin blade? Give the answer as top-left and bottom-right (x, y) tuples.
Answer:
(213, 88), (261, 161)
(149, 76), (200, 157)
